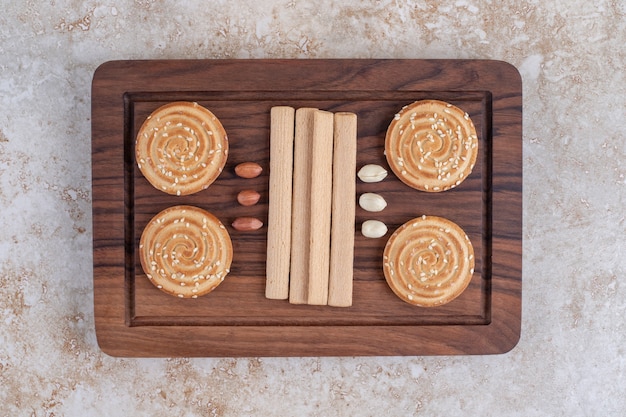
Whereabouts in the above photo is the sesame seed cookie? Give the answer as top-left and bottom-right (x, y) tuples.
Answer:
(383, 215), (475, 307)
(135, 101), (228, 196)
(385, 100), (478, 192)
(139, 205), (233, 299)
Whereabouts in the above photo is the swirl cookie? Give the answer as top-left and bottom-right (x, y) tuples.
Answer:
(383, 215), (475, 307)
(385, 100), (478, 192)
(139, 205), (233, 298)
(135, 101), (228, 196)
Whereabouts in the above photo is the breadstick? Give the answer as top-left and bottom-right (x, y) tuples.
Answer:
(307, 110), (334, 305)
(289, 108), (317, 304)
(266, 106), (295, 300)
(328, 112), (357, 307)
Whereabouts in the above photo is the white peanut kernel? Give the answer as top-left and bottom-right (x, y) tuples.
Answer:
(357, 164), (388, 183)
(359, 193), (387, 212)
(361, 220), (388, 238)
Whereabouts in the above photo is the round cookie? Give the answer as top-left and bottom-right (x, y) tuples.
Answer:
(383, 215), (474, 307)
(135, 101), (228, 196)
(139, 205), (233, 298)
(385, 100), (478, 192)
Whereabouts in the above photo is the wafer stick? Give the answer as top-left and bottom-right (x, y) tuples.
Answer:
(328, 112), (357, 307)
(265, 106), (295, 300)
(307, 110), (334, 305)
(289, 108), (317, 304)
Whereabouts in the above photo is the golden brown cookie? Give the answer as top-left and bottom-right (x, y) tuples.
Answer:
(385, 100), (478, 192)
(383, 215), (475, 307)
(139, 205), (233, 298)
(135, 101), (228, 196)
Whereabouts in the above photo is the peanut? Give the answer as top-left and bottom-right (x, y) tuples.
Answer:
(361, 220), (388, 238)
(235, 162), (263, 178)
(237, 189), (261, 206)
(357, 164), (387, 183)
(232, 217), (263, 231)
(358, 192), (387, 212)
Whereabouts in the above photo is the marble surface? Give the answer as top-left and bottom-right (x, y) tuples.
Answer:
(1, 0), (625, 415)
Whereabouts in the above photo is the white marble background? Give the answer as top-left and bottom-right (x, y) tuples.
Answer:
(1, 0), (625, 415)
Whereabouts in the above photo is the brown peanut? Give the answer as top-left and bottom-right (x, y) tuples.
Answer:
(232, 217), (263, 231)
(235, 162), (263, 178)
(237, 189), (261, 206)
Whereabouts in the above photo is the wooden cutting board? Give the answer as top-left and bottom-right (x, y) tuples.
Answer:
(92, 59), (522, 357)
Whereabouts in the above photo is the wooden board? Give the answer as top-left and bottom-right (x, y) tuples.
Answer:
(92, 59), (522, 357)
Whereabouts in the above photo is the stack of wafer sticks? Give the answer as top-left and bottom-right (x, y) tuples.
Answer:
(265, 106), (357, 307)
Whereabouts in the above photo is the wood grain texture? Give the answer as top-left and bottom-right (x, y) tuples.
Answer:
(265, 106), (295, 300)
(328, 112), (357, 307)
(289, 108), (317, 304)
(307, 110), (334, 305)
(92, 59), (522, 357)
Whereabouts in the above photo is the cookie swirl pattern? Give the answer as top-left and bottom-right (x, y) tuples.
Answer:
(135, 101), (228, 196)
(383, 215), (475, 307)
(385, 100), (478, 192)
(139, 205), (233, 298)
